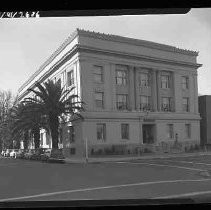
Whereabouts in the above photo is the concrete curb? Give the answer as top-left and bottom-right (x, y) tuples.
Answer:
(64, 151), (211, 164)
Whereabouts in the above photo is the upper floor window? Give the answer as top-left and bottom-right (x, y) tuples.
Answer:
(161, 75), (170, 89)
(97, 123), (106, 141)
(116, 94), (128, 110)
(95, 92), (104, 108)
(182, 97), (189, 112)
(182, 76), (189, 90)
(116, 70), (127, 85)
(167, 124), (174, 139)
(140, 95), (151, 111)
(121, 124), (129, 140)
(67, 70), (74, 87)
(94, 65), (103, 83)
(161, 97), (172, 112)
(139, 73), (149, 87)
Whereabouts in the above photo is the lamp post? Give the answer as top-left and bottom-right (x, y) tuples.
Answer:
(85, 138), (88, 163)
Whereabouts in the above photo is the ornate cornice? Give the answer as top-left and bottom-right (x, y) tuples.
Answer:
(77, 45), (202, 69)
(18, 45), (79, 101)
(18, 28), (201, 94)
(18, 30), (79, 93)
(77, 29), (199, 56)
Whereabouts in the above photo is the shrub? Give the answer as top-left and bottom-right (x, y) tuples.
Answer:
(189, 145), (194, 152)
(50, 149), (65, 159)
(98, 149), (103, 155)
(144, 148), (152, 153)
(111, 145), (115, 153)
(194, 144), (200, 151)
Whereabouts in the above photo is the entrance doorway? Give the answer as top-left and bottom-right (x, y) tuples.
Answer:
(143, 124), (155, 144)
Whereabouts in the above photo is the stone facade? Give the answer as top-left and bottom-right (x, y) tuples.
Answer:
(18, 29), (202, 157)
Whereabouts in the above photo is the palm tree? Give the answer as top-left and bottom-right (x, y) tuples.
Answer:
(23, 80), (84, 149)
(11, 102), (49, 149)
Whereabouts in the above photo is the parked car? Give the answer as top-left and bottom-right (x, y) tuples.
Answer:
(40, 149), (52, 162)
(31, 148), (47, 161)
(1, 150), (6, 156)
(48, 149), (65, 163)
(5, 149), (12, 157)
(24, 149), (35, 160)
(9, 149), (19, 158)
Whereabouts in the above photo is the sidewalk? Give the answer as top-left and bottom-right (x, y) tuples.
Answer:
(64, 151), (211, 164)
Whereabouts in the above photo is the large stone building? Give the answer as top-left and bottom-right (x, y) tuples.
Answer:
(199, 95), (211, 147)
(18, 29), (202, 157)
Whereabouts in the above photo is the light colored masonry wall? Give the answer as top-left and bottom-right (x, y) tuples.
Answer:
(18, 30), (201, 154)
(82, 119), (140, 145)
(156, 120), (200, 145)
(78, 32), (200, 149)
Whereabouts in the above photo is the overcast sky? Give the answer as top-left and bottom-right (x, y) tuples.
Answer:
(0, 8), (211, 96)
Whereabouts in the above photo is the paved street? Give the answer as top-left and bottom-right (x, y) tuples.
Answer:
(1, 154), (211, 204)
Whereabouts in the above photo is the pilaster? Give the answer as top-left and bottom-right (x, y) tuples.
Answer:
(193, 72), (199, 114)
(128, 66), (135, 110)
(156, 71), (161, 111)
(110, 64), (116, 110)
(151, 69), (158, 112)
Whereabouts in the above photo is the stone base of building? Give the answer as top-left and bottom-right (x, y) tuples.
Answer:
(62, 140), (201, 158)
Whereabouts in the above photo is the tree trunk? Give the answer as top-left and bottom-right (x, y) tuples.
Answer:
(32, 127), (40, 149)
(49, 115), (59, 149)
(15, 140), (21, 149)
(23, 130), (29, 149)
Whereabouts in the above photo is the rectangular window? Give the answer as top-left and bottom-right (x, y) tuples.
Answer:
(116, 94), (128, 110)
(94, 65), (103, 83)
(70, 148), (76, 155)
(57, 78), (61, 88)
(116, 70), (127, 85)
(161, 75), (170, 89)
(97, 124), (106, 141)
(67, 70), (74, 87)
(139, 73), (149, 87)
(185, 124), (191, 138)
(161, 97), (172, 111)
(167, 124), (174, 139)
(68, 126), (75, 143)
(182, 76), (189, 89)
(121, 124), (129, 140)
(140, 95), (151, 111)
(95, 92), (104, 108)
(182, 97), (189, 112)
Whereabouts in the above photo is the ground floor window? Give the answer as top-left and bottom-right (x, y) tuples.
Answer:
(167, 124), (174, 139)
(121, 124), (129, 140)
(68, 126), (75, 143)
(97, 124), (106, 141)
(143, 124), (154, 144)
(70, 148), (76, 155)
(185, 124), (191, 138)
